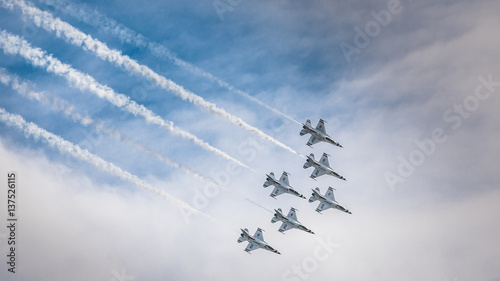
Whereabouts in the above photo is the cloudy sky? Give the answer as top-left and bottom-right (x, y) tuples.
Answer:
(0, 0), (499, 280)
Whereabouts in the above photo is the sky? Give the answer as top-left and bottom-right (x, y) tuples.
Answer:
(0, 0), (499, 280)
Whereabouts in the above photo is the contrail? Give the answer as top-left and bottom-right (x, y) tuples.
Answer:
(0, 28), (251, 170)
(0, 68), (226, 189)
(1, 0), (301, 157)
(0, 107), (216, 221)
(34, 0), (302, 126)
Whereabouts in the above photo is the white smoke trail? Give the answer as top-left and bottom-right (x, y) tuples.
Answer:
(34, 0), (302, 126)
(245, 198), (273, 214)
(0, 67), (93, 125)
(115, 135), (228, 190)
(0, 28), (251, 169)
(0, 107), (215, 221)
(2, 0), (301, 156)
(0, 68), (226, 189)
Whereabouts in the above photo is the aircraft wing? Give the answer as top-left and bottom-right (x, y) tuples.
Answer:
(311, 168), (326, 179)
(316, 119), (326, 134)
(254, 228), (264, 241)
(279, 222), (293, 232)
(316, 202), (332, 212)
(271, 187), (285, 197)
(319, 153), (330, 167)
(245, 241), (262, 252)
(325, 187), (336, 202)
(287, 208), (298, 221)
(279, 172), (290, 186)
(307, 135), (321, 146)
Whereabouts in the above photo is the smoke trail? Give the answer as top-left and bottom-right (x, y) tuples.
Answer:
(115, 135), (228, 190)
(245, 198), (273, 214)
(0, 68), (226, 189)
(0, 29), (251, 170)
(35, 0), (302, 126)
(0, 107), (216, 221)
(0, 67), (93, 126)
(2, 0), (301, 156)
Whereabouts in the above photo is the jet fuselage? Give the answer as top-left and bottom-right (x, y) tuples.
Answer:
(310, 189), (351, 214)
(265, 173), (306, 199)
(306, 155), (346, 181)
(301, 123), (342, 147)
(272, 209), (314, 234)
(239, 229), (280, 254)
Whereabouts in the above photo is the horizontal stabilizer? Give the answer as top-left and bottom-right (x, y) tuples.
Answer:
(305, 119), (312, 127)
(271, 215), (279, 223)
(303, 157), (313, 169)
(238, 229), (249, 243)
(263, 172), (275, 187)
(309, 190), (319, 203)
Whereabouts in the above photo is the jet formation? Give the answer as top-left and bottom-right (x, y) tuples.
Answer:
(238, 119), (351, 255)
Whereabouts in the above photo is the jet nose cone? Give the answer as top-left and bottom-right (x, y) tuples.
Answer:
(339, 144), (343, 148)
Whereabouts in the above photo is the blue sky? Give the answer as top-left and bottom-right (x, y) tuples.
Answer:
(1, 0), (500, 280)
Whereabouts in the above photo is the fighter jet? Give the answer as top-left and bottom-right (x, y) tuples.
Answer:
(303, 153), (346, 181)
(300, 119), (342, 148)
(263, 172), (306, 199)
(271, 207), (314, 234)
(309, 187), (352, 214)
(237, 228), (281, 255)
